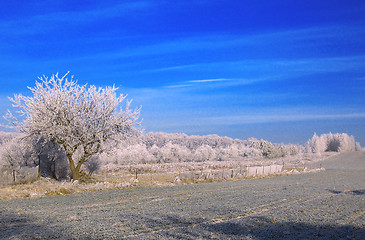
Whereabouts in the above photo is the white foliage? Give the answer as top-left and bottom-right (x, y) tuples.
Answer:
(0, 136), (36, 171)
(99, 132), (306, 170)
(305, 132), (360, 153)
(5, 72), (141, 179)
(193, 145), (216, 162)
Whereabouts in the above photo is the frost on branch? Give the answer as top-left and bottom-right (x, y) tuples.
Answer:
(6, 72), (141, 181)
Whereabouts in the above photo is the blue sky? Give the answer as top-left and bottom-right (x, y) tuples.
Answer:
(1, 0), (365, 145)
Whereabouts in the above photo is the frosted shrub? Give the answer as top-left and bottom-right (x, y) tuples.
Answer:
(0, 137), (36, 170)
(0, 136), (42, 183)
(306, 133), (327, 153)
(305, 132), (360, 153)
(193, 145), (216, 162)
(251, 140), (282, 158)
(84, 156), (101, 176)
(118, 144), (154, 164)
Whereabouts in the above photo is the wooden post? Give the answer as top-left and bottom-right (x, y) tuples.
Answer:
(38, 155), (42, 179)
(13, 170), (16, 183)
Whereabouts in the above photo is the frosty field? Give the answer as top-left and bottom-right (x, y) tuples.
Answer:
(1, 151), (364, 239)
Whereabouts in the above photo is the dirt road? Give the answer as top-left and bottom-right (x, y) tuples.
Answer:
(1, 152), (364, 239)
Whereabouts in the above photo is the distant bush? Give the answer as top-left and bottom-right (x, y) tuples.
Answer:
(305, 133), (360, 153)
(251, 139), (300, 159)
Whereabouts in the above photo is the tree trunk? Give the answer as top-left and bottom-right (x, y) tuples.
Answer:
(36, 153), (42, 179)
(67, 153), (80, 181)
(70, 163), (80, 181)
(67, 153), (88, 181)
(37, 167), (41, 179)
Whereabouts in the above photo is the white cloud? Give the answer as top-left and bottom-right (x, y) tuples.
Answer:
(188, 78), (231, 83)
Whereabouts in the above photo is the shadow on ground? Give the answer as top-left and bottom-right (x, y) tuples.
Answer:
(1, 210), (364, 239)
(0, 210), (70, 239)
(135, 214), (365, 240)
(327, 189), (365, 196)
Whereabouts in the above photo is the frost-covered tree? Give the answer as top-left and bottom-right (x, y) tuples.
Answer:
(0, 137), (28, 171)
(6, 72), (140, 180)
(305, 132), (360, 154)
(306, 133), (326, 154)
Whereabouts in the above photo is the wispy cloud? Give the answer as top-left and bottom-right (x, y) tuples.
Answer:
(149, 64), (199, 72)
(146, 55), (365, 84)
(188, 78), (231, 83)
(0, 1), (152, 35)
(205, 113), (365, 125)
(165, 84), (194, 89)
(82, 24), (365, 62)
(163, 77), (262, 89)
(166, 78), (234, 88)
(5, 22), (363, 70)
(144, 112), (365, 130)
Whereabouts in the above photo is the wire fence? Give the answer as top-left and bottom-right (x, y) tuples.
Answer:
(176, 162), (324, 182)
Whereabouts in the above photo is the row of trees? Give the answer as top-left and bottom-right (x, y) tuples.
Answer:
(100, 133), (302, 167)
(99, 132), (361, 170)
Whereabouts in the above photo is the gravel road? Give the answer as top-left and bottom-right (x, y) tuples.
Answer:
(1, 151), (365, 239)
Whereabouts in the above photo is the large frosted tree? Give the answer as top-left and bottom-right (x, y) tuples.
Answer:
(6, 72), (140, 180)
